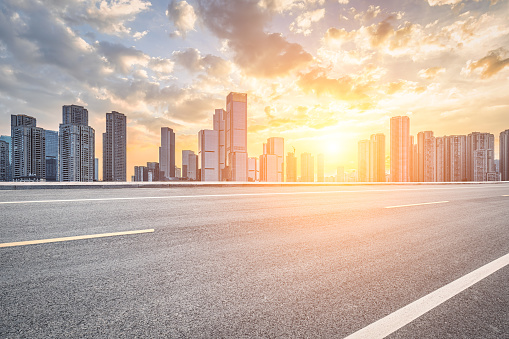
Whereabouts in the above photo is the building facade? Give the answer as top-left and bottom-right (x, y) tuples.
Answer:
(159, 127), (175, 179)
(286, 152), (297, 182)
(213, 109), (226, 180)
(301, 152), (314, 182)
(11, 114), (46, 181)
(317, 153), (324, 182)
(500, 130), (509, 181)
(103, 111), (126, 181)
(199, 129), (219, 181)
(59, 105), (95, 182)
(370, 133), (385, 182)
(390, 116), (410, 182)
(45, 130), (58, 181)
(358, 140), (370, 182)
(225, 92), (248, 181)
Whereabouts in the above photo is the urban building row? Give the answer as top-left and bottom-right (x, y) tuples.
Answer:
(0, 106), (126, 182)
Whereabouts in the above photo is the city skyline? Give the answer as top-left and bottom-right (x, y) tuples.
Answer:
(0, 0), (507, 180)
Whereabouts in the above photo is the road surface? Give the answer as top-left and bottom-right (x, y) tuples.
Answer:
(1, 184), (508, 338)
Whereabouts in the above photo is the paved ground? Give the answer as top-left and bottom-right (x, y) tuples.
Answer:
(1, 184), (508, 338)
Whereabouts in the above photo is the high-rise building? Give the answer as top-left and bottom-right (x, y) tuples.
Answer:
(390, 116), (410, 182)
(260, 137), (284, 182)
(370, 133), (385, 182)
(286, 152), (297, 182)
(159, 127), (175, 179)
(103, 111), (126, 182)
(134, 165), (147, 181)
(146, 162), (159, 181)
(0, 136), (12, 181)
(435, 136), (446, 182)
(317, 153), (324, 182)
(59, 105), (95, 182)
(94, 158), (99, 181)
(11, 114), (46, 181)
(410, 136), (418, 182)
(45, 130), (58, 182)
(0, 140), (9, 181)
(213, 109), (226, 180)
(301, 152), (314, 182)
(448, 135), (467, 182)
(225, 92), (248, 181)
(199, 129), (219, 181)
(260, 153), (278, 182)
(467, 132), (495, 181)
(248, 157), (259, 182)
(417, 131), (435, 182)
(358, 140), (370, 182)
(500, 130), (509, 181)
(182, 150), (198, 180)
(267, 137), (284, 182)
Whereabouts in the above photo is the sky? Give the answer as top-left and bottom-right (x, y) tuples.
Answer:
(0, 0), (508, 179)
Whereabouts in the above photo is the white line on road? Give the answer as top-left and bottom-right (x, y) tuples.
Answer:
(344, 251), (509, 339)
(0, 229), (154, 248)
(384, 201), (449, 209)
(1, 186), (508, 205)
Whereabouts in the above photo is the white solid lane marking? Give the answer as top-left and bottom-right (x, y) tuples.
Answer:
(384, 201), (449, 209)
(344, 252), (509, 339)
(1, 185), (508, 205)
(0, 229), (154, 248)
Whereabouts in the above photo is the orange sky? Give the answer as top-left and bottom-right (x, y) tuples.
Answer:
(0, 0), (508, 179)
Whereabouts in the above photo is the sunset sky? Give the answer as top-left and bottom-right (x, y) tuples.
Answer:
(0, 0), (508, 179)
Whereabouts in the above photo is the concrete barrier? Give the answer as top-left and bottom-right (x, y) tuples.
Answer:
(0, 181), (507, 190)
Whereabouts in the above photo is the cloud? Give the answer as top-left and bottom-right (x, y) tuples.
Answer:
(61, 0), (151, 38)
(172, 48), (232, 78)
(352, 5), (381, 22)
(297, 67), (372, 103)
(464, 48), (509, 79)
(427, 0), (463, 6)
(418, 67), (446, 79)
(167, 0), (197, 37)
(196, 0), (312, 78)
(289, 8), (325, 36)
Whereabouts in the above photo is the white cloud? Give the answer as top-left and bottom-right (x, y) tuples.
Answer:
(289, 8), (326, 36)
(167, 1), (197, 37)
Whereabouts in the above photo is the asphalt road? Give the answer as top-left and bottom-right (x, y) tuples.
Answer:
(1, 184), (508, 338)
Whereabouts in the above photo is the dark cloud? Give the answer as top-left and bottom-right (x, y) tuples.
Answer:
(196, 0), (312, 78)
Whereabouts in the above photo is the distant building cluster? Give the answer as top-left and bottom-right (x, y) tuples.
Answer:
(1, 96), (508, 183)
(0, 106), (125, 182)
(356, 116), (508, 183)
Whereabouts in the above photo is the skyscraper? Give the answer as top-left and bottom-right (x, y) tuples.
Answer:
(225, 92), (248, 181)
(0, 135), (12, 181)
(390, 116), (410, 182)
(301, 152), (314, 182)
(370, 133), (385, 182)
(0, 140), (9, 182)
(45, 130), (58, 181)
(59, 105), (95, 182)
(500, 130), (509, 181)
(286, 152), (297, 182)
(260, 137), (284, 182)
(467, 132), (495, 181)
(159, 127), (175, 179)
(11, 114), (46, 181)
(417, 131), (435, 182)
(213, 109), (226, 180)
(447, 135), (467, 182)
(198, 129), (219, 181)
(317, 153), (324, 182)
(182, 150), (193, 179)
(103, 111), (126, 181)
(247, 157), (258, 181)
(358, 140), (370, 182)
